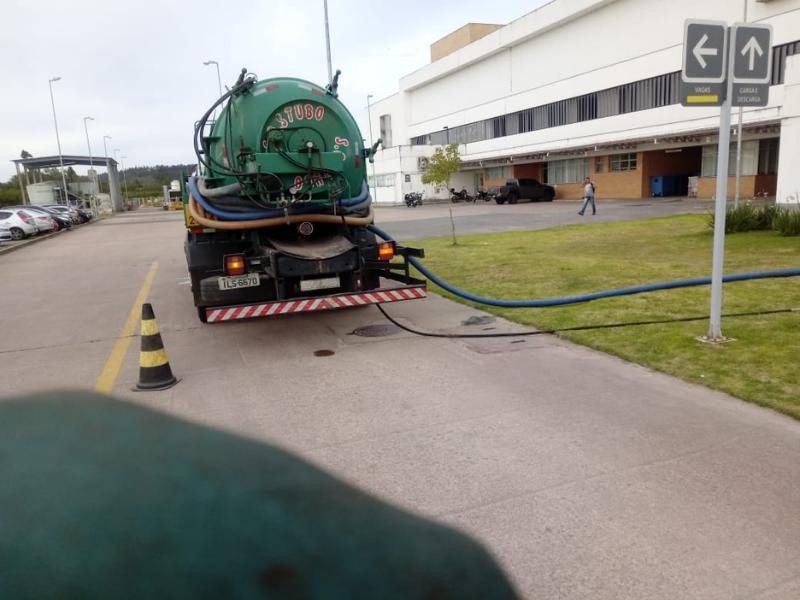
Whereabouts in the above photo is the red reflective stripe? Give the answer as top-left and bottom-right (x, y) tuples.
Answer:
(280, 301), (296, 314)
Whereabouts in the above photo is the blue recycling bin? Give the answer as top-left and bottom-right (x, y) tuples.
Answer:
(650, 176), (667, 197)
(651, 176), (687, 197)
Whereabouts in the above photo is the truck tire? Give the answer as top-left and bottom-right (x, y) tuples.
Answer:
(196, 306), (208, 323)
(508, 193), (519, 205)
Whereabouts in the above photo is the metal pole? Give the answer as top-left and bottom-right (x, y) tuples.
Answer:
(48, 77), (70, 206)
(83, 117), (96, 215)
(324, 0), (333, 83)
(14, 162), (27, 204)
(214, 63), (222, 96)
(102, 135), (112, 196)
(708, 31), (736, 340)
(121, 156), (129, 208)
(734, 0), (748, 208)
(367, 94), (376, 201)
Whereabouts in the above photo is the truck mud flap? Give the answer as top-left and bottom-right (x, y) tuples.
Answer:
(203, 284), (427, 323)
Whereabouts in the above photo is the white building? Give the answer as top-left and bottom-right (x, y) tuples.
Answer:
(367, 0), (800, 204)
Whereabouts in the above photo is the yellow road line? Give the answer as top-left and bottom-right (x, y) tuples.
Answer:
(95, 261), (159, 394)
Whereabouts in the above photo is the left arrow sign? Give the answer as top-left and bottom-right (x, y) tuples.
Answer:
(693, 33), (718, 69)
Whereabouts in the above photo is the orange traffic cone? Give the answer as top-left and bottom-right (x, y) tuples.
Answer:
(133, 303), (179, 391)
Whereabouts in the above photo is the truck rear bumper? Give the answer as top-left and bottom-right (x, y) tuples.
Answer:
(203, 283), (427, 323)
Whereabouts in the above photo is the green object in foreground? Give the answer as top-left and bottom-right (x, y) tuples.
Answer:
(0, 393), (517, 599)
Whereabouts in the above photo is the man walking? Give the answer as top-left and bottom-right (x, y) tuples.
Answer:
(578, 177), (596, 216)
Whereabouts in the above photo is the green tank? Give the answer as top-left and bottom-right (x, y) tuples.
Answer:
(196, 69), (372, 214)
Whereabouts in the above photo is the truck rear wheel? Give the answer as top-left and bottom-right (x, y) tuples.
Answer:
(196, 306), (208, 323)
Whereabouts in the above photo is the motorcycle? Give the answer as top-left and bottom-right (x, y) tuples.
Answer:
(476, 189), (493, 202)
(449, 188), (473, 203)
(404, 192), (423, 207)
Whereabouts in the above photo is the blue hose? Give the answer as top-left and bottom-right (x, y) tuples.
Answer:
(368, 225), (800, 308)
(188, 177), (370, 221)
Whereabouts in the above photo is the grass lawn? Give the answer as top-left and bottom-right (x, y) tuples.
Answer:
(409, 214), (800, 419)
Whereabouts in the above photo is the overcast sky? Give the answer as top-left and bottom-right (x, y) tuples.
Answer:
(0, 0), (550, 182)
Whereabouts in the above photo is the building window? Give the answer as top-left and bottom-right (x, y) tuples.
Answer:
(546, 158), (589, 184)
(369, 173), (396, 187)
(486, 166), (513, 180)
(610, 153), (637, 171)
(379, 115), (392, 148)
(758, 138), (780, 175)
(595, 156), (605, 173)
(701, 141), (759, 177)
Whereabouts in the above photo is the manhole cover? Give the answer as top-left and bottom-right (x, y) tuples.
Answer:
(314, 349), (335, 357)
(462, 315), (496, 326)
(350, 324), (401, 337)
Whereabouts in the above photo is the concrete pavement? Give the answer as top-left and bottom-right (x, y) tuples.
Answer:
(1, 207), (799, 599)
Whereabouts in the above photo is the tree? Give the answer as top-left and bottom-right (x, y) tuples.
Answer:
(421, 144), (462, 245)
(421, 144), (461, 190)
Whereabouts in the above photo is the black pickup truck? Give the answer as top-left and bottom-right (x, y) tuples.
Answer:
(494, 178), (555, 204)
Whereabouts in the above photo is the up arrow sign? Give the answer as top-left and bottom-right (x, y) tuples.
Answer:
(732, 23), (772, 83)
(693, 33), (719, 69)
(741, 36), (764, 71)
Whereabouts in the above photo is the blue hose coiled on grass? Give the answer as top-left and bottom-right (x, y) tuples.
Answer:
(368, 225), (800, 308)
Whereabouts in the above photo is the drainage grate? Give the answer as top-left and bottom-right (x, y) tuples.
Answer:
(462, 315), (496, 326)
(314, 349), (335, 357)
(350, 324), (401, 337)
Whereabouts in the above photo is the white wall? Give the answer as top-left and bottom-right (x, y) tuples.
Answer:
(777, 55), (800, 204)
(370, 0), (800, 199)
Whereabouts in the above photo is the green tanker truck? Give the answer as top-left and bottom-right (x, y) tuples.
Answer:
(183, 69), (426, 323)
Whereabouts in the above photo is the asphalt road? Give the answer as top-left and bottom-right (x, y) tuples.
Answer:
(1, 206), (799, 599)
(374, 196), (716, 240)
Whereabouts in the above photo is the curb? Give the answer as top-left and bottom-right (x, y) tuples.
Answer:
(0, 229), (66, 256)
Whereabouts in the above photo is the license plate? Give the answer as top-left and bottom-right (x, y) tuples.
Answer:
(300, 276), (340, 292)
(218, 274), (260, 290)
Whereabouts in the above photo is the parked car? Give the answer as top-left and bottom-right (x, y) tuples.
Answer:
(0, 209), (38, 240)
(4, 205), (72, 231)
(494, 178), (555, 204)
(29, 211), (57, 233)
(44, 205), (81, 224)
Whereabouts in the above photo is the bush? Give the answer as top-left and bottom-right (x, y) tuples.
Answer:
(773, 207), (800, 236)
(708, 202), (778, 233)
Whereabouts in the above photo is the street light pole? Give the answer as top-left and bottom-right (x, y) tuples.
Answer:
(203, 60), (222, 97)
(366, 94), (376, 201)
(323, 0), (333, 83)
(48, 77), (70, 206)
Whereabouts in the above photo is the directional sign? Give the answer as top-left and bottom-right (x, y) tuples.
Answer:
(682, 20), (727, 83)
(732, 23), (772, 83)
(681, 20), (728, 106)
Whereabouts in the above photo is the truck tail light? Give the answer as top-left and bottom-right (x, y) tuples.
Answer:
(378, 242), (395, 261)
(225, 254), (246, 276)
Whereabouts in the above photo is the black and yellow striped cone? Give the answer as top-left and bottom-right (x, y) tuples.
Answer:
(133, 303), (179, 391)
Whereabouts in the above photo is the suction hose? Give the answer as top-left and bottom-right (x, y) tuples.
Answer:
(367, 225), (800, 308)
(188, 177), (370, 221)
(189, 195), (374, 230)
